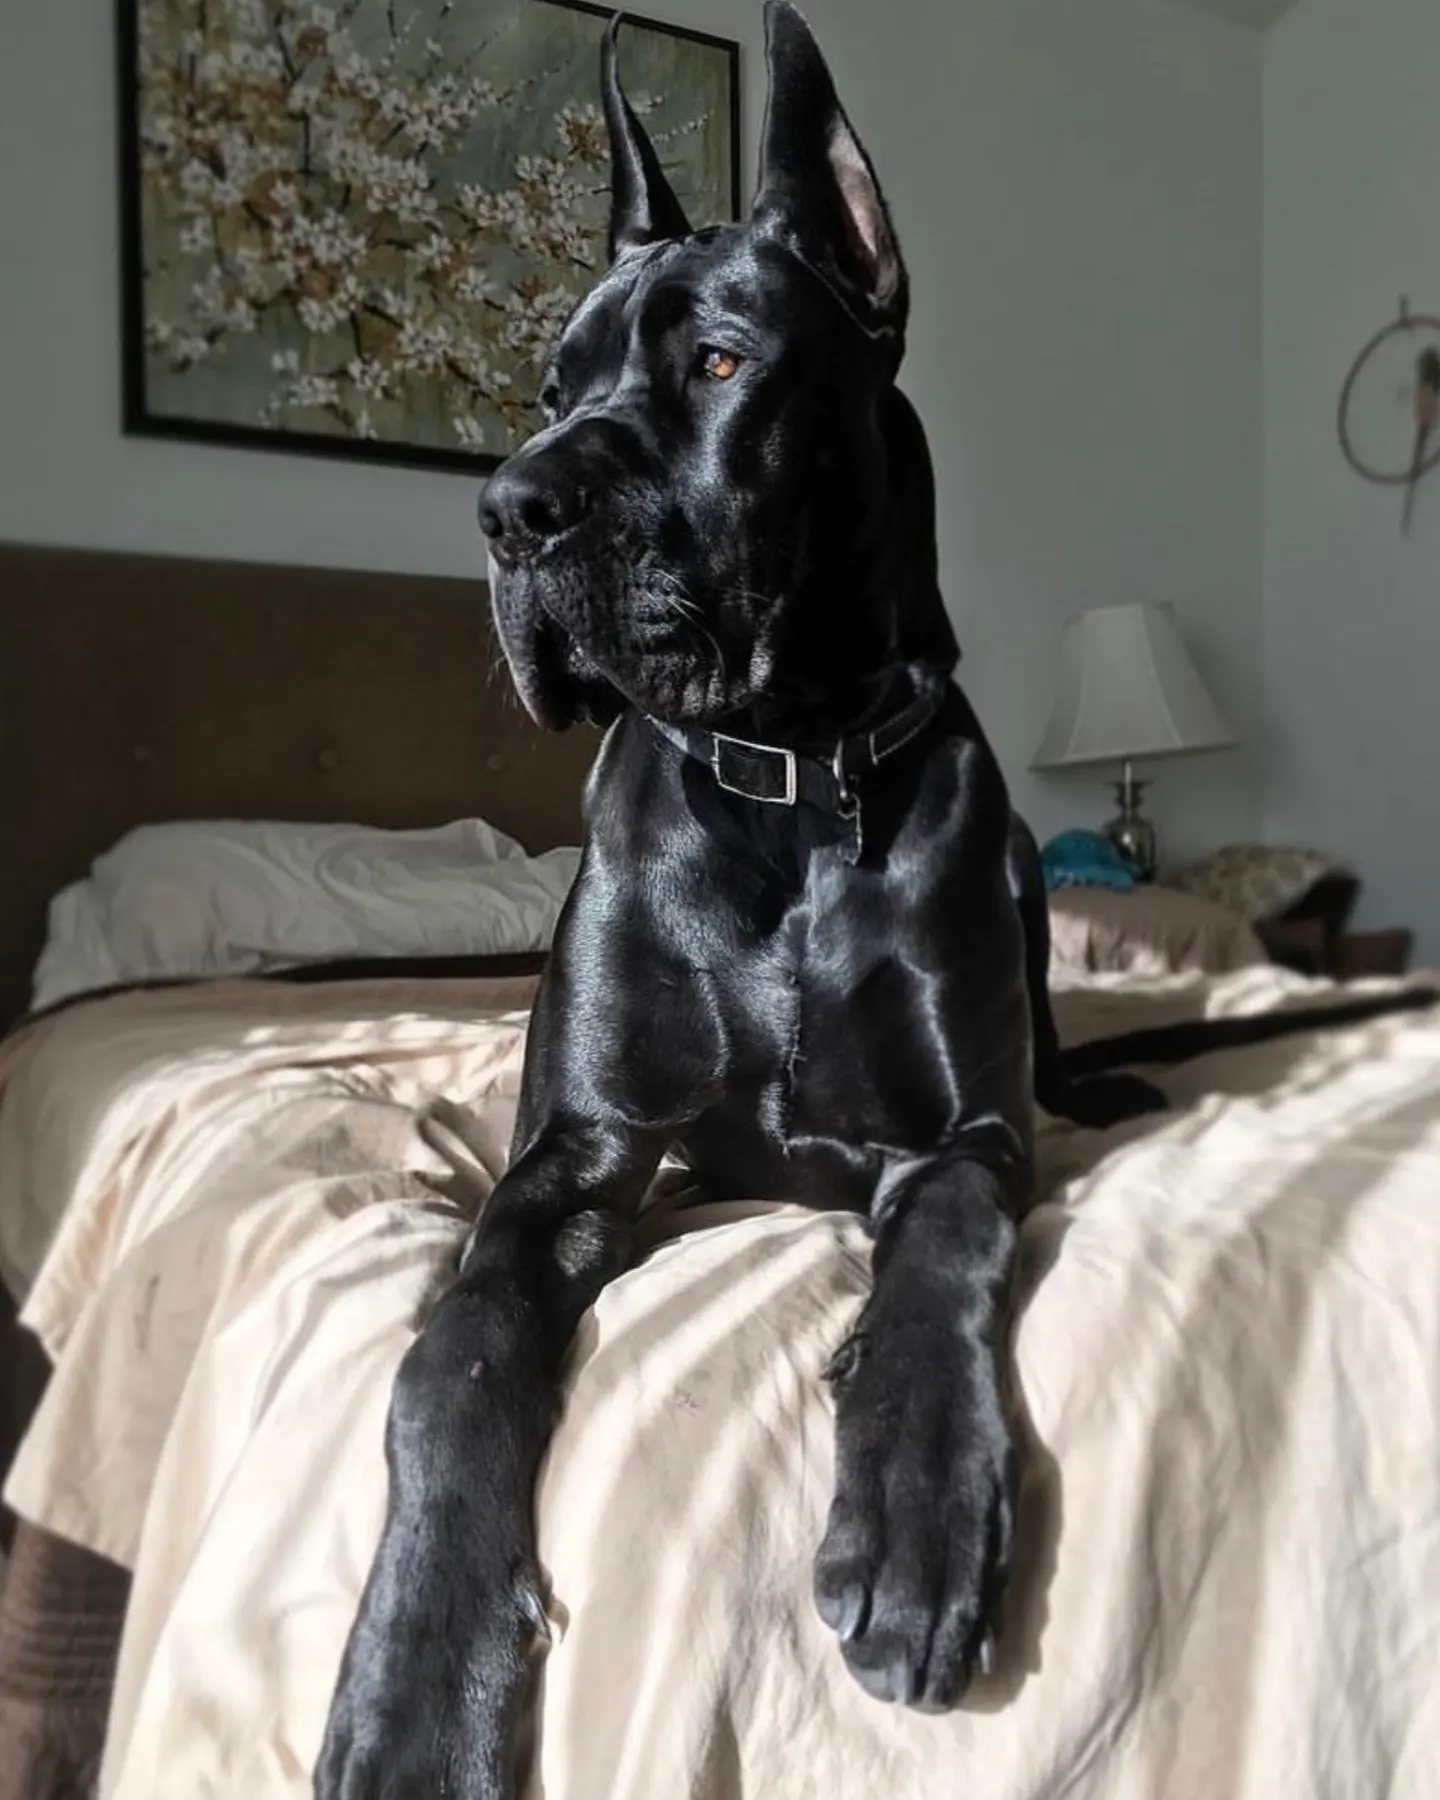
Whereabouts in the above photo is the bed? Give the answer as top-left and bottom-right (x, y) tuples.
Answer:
(2, 543), (1437, 1800)
(0, 539), (597, 1794)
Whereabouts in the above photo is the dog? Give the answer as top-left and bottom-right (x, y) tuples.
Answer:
(316, 8), (1431, 1794)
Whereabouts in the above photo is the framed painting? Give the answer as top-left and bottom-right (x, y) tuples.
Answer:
(116, 0), (741, 474)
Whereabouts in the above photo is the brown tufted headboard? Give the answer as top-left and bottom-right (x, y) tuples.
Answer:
(0, 542), (600, 1026)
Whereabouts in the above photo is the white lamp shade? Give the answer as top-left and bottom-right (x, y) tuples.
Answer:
(1031, 602), (1236, 770)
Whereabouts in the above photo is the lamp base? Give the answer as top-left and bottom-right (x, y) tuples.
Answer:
(1102, 762), (1157, 883)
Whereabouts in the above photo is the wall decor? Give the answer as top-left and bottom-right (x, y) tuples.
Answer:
(1337, 297), (1440, 534)
(118, 0), (740, 474)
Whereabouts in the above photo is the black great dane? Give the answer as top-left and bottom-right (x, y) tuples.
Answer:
(317, 7), (1431, 1794)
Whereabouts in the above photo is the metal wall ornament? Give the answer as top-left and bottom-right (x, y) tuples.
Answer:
(1337, 298), (1440, 534)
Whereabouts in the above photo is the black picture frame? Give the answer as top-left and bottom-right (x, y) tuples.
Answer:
(116, 0), (741, 478)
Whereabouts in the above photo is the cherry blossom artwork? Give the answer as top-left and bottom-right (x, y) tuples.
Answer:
(119, 0), (739, 472)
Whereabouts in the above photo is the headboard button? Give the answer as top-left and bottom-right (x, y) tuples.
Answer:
(486, 753), (507, 774)
(315, 746), (341, 772)
(132, 743), (154, 765)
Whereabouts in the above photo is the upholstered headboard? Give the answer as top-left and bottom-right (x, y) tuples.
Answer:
(0, 542), (599, 1025)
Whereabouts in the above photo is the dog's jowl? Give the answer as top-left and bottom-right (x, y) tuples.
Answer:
(313, 6), (1430, 1795)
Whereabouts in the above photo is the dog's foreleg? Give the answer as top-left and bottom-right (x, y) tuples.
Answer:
(814, 1146), (1023, 1709)
(315, 1121), (662, 1800)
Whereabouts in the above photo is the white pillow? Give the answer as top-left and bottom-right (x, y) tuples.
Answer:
(31, 818), (579, 1014)
(32, 881), (124, 1010)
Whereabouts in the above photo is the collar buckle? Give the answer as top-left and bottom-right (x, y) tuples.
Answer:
(711, 733), (799, 806)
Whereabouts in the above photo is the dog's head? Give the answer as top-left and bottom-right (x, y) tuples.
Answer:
(483, 0), (956, 735)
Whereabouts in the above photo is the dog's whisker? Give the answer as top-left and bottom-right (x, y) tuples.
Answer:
(649, 577), (729, 678)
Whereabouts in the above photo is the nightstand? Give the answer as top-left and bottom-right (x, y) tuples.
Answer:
(1236, 866), (1412, 979)
(1334, 930), (1415, 976)
(1254, 918), (1413, 979)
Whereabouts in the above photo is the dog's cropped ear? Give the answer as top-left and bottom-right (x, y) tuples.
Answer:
(603, 16), (692, 260)
(752, 0), (908, 335)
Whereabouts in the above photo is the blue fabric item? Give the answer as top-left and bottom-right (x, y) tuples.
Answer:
(1041, 829), (1135, 894)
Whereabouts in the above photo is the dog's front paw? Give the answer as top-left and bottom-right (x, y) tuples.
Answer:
(315, 1516), (542, 1800)
(814, 1332), (1013, 1710)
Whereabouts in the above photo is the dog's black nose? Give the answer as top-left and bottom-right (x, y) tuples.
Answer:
(480, 461), (590, 560)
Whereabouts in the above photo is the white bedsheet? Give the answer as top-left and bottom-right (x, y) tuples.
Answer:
(4, 966), (1439, 1800)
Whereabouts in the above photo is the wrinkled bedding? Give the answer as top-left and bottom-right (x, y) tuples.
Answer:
(3, 967), (1439, 1800)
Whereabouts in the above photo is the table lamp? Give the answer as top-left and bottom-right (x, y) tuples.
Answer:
(1031, 602), (1237, 881)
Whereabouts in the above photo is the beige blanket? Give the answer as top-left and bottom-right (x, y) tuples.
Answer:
(1047, 884), (1266, 977)
(4, 967), (1439, 1800)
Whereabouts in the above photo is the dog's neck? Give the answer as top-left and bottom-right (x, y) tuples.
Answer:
(720, 388), (959, 754)
(647, 656), (952, 866)
(720, 653), (948, 757)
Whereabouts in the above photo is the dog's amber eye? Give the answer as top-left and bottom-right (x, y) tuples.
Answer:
(701, 347), (743, 382)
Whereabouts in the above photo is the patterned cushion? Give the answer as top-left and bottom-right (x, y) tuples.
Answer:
(1168, 844), (1345, 924)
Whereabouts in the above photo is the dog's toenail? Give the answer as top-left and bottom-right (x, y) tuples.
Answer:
(891, 1660), (920, 1706)
(517, 1584), (551, 1644)
(822, 1335), (865, 1385)
(978, 1627), (997, 1677)
(836, 1583), (869, 1644)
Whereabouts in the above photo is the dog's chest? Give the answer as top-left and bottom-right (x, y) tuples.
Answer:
(717, 859), (959, 1198)
(750, 908), (806, 1149)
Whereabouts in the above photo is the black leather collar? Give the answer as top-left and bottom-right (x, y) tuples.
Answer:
(645, 664), (952, 861)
